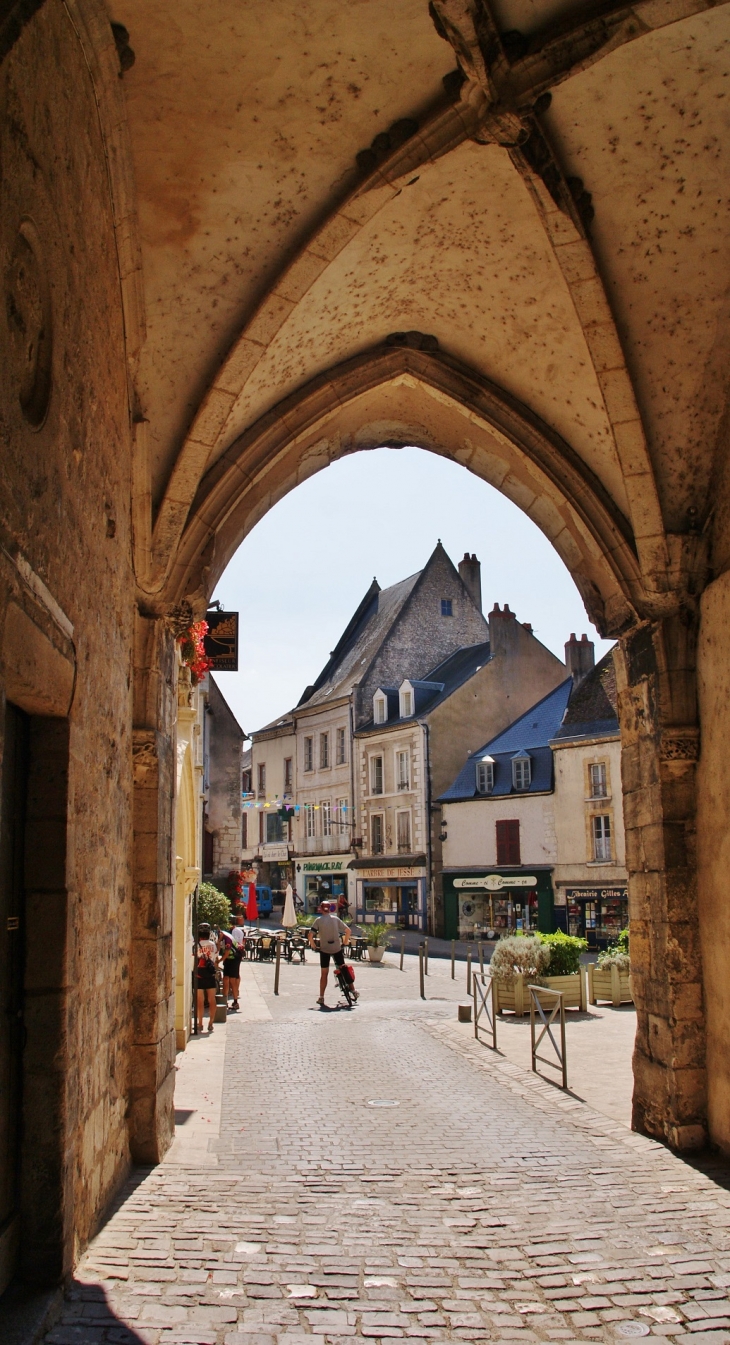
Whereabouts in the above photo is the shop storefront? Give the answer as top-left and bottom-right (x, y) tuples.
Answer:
(256, 843), (294, 900)
(443, 869), (555, 939)
(351, 860), (428, 931)
(295, 857), (352, 914)
(562, 885), (628, 949)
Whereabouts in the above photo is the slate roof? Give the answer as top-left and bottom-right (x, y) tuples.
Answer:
(439, 677), (573, 801)
(552, 651), (618, 740)
(357, 641), (491, 734)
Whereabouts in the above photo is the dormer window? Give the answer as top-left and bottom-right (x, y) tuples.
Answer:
(399, 681), (413, 718)
(476, 757), (494, 795)
(374, 693), (387, 725)
(512, 752), (531, 791)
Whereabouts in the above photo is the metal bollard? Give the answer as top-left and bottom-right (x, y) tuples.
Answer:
(400, 932), (405, 971)
(419, 943), (425, 1000)
(451, 939), (455, 980)
(466, 946), (472, 996)
(424, 938), (429, 975)
(274, 937), (281, 995)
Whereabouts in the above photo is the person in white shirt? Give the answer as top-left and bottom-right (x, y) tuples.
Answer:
(309, 900), (357, 1007)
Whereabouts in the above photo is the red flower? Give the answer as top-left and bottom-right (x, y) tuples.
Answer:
(178, 620), (214, 685)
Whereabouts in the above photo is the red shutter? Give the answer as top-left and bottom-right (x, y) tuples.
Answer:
(496, 819), (520, 866)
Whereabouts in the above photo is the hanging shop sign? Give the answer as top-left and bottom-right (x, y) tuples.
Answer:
(203, 610), (239, 671)
(262, 844), (291, 861)
(454, 874), (538, 890)
(300, 860), (347, 873)
(361, 866), (424, 880)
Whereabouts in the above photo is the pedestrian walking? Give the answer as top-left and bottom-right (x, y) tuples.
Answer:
(218, 927), (243, 1011)
(196, 922), (219, 1031)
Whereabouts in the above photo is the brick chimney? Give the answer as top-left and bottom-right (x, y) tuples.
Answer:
(458, 552), (482, 612)
(565, 632), (595, 684)
(488, 602), (519, 656)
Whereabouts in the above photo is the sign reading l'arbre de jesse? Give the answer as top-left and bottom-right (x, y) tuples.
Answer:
(203, 611), (239, 671)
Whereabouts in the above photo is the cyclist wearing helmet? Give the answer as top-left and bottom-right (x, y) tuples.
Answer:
(310, 900), (358, 1007)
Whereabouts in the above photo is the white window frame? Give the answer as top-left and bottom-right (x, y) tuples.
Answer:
(396, 809), (411, 854)
(476, 759), (494, 794)
(589, 762), (607, 799)
(335, 797), (348, 833)
(396, 749), (410, 791)
(320, 732), (330, 769)
(374, 694), (387, 725)
(592, 813), (612, 862)
(370, 754), (384, 796)
(336, 726), (346, 765)
(303, 737), (313, 772)
(304, 802), (316, 839)
(399, 683), (413, 719)
(321, 799), (332, 837)
(512, 756), (531, 791)
(371, 812), (385, 855)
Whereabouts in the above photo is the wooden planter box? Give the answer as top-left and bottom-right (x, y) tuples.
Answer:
(492, 969), (586, 1016)
(587, 963), (633, 1006)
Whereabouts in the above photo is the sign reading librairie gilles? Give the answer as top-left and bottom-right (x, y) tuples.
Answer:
(204, 611), (239, 671)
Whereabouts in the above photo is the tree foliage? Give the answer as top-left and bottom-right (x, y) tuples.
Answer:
(197, 882), (231, 931)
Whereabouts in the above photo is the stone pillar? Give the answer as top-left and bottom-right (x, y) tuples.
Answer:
(615, 616), (706, 1150)
(129, 612), (177, 1163)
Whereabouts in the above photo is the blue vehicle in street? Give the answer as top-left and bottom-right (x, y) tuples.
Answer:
(256, 885), (274, 915)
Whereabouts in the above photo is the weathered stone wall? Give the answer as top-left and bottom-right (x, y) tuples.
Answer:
(0, 1), (135, 1279)
(207, 677), (243, 884)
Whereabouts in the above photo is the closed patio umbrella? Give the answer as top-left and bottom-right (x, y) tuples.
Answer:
(282, 883), (296, 928)
(246, 883), (258, 924)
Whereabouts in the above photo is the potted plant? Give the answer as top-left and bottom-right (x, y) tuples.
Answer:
(365, 923), (391, 963)
(489, 932), (587, 1015)
(588, 928), (632, 1006)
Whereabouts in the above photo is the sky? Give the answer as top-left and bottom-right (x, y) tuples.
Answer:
(211, 446), (614, 734)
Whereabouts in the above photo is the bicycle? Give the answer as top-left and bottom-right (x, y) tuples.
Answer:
(334, 960), (358, 1007)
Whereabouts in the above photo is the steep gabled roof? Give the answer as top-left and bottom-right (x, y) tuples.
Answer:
(552, 651), (618, 740)
(357, 641), (491, 733)
(439, 677), (573, 801)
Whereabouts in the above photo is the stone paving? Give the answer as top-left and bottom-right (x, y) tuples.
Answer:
(43, 955), (730, 1345)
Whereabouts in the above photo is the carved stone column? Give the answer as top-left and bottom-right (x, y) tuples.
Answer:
(129, 611), (177, 1163)
(615, 615), (706, 1150)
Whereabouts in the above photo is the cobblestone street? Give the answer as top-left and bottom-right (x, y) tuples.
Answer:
(45, 956), (730, 1345)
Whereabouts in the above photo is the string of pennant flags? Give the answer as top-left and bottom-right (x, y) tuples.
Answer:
(241, 796), (353, 814)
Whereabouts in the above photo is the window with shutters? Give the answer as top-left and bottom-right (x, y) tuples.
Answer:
(284, 757), (292, 792)
(257, 763), (266, 797)
(320, 733), (330, 769)
(371, 813), (384, 854)
(321, 800), (332, 837)
(476, 760), (494, 794)
(592, 814), (612, 861)
(336, 797), (348, 833)
(396, 750), (409, 790)
(396, 811), (411, 854)
(336, 726), (346, 764)
(589, 762), (607, 798)
(304, 803), (316, 838)
(304, 737), (313, 772)
(496, 818), (521, 866)
(371, 755), (383, 795)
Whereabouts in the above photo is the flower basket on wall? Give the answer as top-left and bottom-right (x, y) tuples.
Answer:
(587, 963), (633, 1006)
(492, 969), (587, 1016)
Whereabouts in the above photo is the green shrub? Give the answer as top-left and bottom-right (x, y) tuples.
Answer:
(490, 935), (550, 983)
(296, 913), (315, 927)
(365, 922), (391, 948)
(536, 930), (587, 975)
(197, 882), (231, 931)
(598, 927), (630, 970)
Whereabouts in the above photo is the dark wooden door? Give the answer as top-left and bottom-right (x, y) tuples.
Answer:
(0, 703), (29, 1295)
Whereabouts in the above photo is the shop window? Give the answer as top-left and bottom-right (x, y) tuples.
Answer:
(396, 811), (411, 854)
(304, 803), (316, 839)
(496, 818), (520, 866)
(371, 755), (383, 795)
(304, 737), (313, 772)
(374, 694), (387, 724)
(336, 726), (346, 764)
(592, 814), (612, 861)
(320, 733), (329, 769)
(336, 797), (348, 832)
(266, 812), (286, 843)
(371, 814), (384, 854)
(589, 762), (607, 798)
(257, 762), (266, 797)
(441, 599), (453, 616)
(396, 750), (409, 790)
(241, 813), (247, 849)
(284, 757), (292, 792)
(476, 758), (494, 794)
(512, 754), (531, 791)
(321, 800), (332, 837)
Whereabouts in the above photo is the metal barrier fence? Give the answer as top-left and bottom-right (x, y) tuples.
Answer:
(473, 973), (497, 1050)
(528, 984), (567, 1089)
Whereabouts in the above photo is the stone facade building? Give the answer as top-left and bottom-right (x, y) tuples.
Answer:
(203, 676), (246, 889)
(2, 0), (730, 1296)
